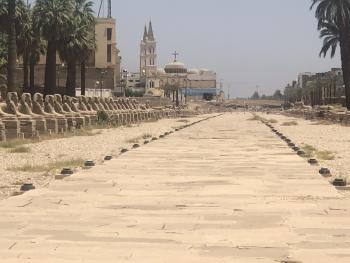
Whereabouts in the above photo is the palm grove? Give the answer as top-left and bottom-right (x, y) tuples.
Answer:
(0, 0), (96, 97)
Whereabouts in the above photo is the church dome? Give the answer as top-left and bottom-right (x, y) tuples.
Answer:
(188, 68), (200, 74)
(157, 68), (166, 75)
(164, 61), (187, 74)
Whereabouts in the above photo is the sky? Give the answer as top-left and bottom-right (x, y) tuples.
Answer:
(95, 0), (340, 97)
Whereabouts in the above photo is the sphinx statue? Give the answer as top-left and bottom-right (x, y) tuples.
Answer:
(4, 92), (37, 138)
(51, 94), (79, 130)
(44, 95), (68, 132)
(0, 92), (21, 139)
(115, 99), (131, 125)
(132, 99), (148, 121)
(62, 95), (89, 127)
(86, 97), (101, 112)
(33, 93), (58, 133)
(19, 93), (47, 133)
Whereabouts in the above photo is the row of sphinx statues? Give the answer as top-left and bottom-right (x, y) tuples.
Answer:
(0, 92), (177, 141)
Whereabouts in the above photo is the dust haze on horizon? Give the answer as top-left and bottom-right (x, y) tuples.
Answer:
(98, 0), (339, 97)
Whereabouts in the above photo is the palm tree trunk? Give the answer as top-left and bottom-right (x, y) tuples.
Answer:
(23, 51), (29, 92)
(81, 60), (86, 96)
(29, 59), (35, 95)
(66, 60), (76, 97)
(176, 89), (179, 106)
(45, 40), (57, 96)
(7, 0), (17, 93)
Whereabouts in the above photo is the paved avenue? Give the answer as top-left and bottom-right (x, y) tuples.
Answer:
(0, 113), (350, 262)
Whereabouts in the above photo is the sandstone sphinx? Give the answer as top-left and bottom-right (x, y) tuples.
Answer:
(0, 94), (20, 139)
(76, 96), (98, 125)
(32, 93), (59, 133)
(44, 95), (68, 133)
(2, 92), (36, 138)
(52, 94), (78, 130)
(19, 93), (48, 134)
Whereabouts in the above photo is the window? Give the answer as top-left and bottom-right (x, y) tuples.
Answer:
(107, 28), (112, 41)
(107, 44), (112, 63)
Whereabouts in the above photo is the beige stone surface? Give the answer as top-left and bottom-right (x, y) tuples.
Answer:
(0, 117), (200, 199)
(0, 113), (350, 262)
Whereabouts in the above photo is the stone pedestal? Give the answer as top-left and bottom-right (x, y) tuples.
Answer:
(2, 118), (20, 139)
(18, 118), (36, 138)
(74, 116), (85, 129)
(0, 121), (6, 141)
(33, 117), (47, 133)
(81, 115), (92, 126)
(57, 117), (68, 133)
(90, 115), (97, 126)
(45, 117), (58, 134)
(65, 117), (76, 131)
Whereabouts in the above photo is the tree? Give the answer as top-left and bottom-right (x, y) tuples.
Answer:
(0, 32), (7, 73)
(79, 29), (96, 96)
(311, 0), (350, 109)
(273, 89), (283, 100)
(251, 91), (260, 100)
(17, 2), (31, 92)
(0, 0), (31, 90)
(7, 0), (17, 92)
(58, 0), (95, 97)
(33, 0), (73, 96)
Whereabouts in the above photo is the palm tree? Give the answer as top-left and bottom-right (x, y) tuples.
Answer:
(311, 0), (350, 109)
(7, 0), (17, 93)
(58, 0), (95, 97)
(17, 2), (31, 92)
(33, 0), (73, 96)
(28, 37), (45, 94)
(79, 29), (96, 96)
(319, 21), (340, 58)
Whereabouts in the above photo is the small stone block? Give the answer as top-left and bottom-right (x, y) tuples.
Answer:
(319, 168), (331, 176)
(121, 148), (129, 154)
(61, 168), (74, 175)
(292, 146), (300, 151)
(20, 183), (35, 192)
(333, 178), (347, 187)
(308, 158), (318, 165)
(297, 150), (305, 156)
(84, 160), (95, 167)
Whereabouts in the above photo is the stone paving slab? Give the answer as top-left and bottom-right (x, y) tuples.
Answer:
(0, 113), (350, 262)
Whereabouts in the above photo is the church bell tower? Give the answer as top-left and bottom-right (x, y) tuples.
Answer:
(140, 21), (158, 90)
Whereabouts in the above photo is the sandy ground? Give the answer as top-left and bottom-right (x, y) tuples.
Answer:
(0, 116), (204, 200)
(257, 112), (350, 187)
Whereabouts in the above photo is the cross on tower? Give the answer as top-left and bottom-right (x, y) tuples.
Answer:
(172, 51), (179, 62)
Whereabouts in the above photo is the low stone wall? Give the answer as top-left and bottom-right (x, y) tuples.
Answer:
(282, 108), (350, 125)
(136, 97), (174, 107)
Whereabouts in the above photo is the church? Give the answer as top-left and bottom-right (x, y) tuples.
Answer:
(139, 21), (217, 101)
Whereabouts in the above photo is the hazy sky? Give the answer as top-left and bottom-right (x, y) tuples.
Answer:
(96, 0), (339, 97)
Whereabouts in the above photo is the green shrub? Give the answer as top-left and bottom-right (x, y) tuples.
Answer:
(97, 110), (109, 124)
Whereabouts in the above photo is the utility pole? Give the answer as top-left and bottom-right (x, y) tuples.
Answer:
(228, 84), (231, 100)
(107, 0), (111, 18)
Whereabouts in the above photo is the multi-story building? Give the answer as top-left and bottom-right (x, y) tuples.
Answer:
(297, 72), (316, 90)
(28, 16), (121, 97)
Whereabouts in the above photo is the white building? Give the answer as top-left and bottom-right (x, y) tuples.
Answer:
(139, 22), (217, 100)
